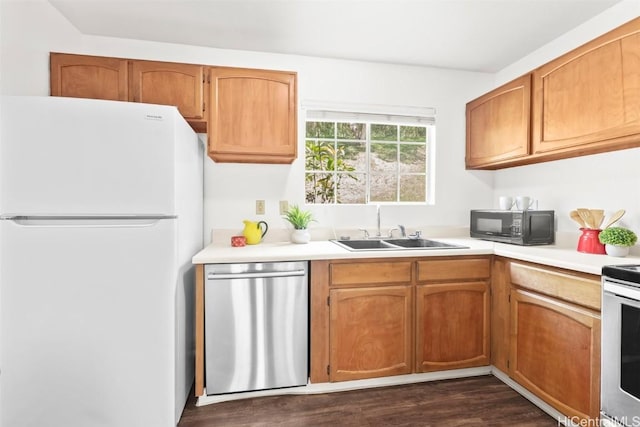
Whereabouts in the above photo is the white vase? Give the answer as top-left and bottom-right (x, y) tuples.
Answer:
(605, 244), (630, 257)
(291, 229), (311, 244)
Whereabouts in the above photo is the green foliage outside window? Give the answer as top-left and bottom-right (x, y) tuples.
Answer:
(305, 141), (356, 204)
(305, 119), (430, 204)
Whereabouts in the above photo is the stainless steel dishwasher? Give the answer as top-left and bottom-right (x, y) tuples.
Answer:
(204, 261), (308, 395)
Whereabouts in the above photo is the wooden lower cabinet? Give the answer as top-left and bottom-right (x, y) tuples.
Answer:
(510, 287), (601, 421)
(415, 257), (491, 372)
(490, 257), (511, 373)
(310, 256), (492, 383)
(416, 281), (490, 372)
(503, 260), (601, 422)
(329, 286), (413, 381)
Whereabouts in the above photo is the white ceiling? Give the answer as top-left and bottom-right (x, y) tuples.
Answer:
(49, 0), (622, 72)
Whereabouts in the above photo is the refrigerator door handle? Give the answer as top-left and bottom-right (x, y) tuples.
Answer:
(0, 215), (176, 227)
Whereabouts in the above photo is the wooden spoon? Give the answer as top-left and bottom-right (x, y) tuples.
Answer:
(602, 209), (625, 229)
(590, 209), (605, 229)
(577, 208), (594, 229)
(569, 210), (586, 228)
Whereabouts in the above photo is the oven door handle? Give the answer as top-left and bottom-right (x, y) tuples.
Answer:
(603, 281), (640, 303)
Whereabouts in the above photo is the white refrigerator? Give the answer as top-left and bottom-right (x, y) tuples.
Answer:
(0, 96), (203, 427)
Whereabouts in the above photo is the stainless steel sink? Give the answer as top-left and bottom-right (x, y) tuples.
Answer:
(331, 238), (467, 251)
(331, 239), (397, 250)
(383, 238), (464, 249)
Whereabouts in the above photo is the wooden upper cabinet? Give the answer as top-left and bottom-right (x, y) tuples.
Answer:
(208, 67), (297, 164)
(532, 17), (640, 155)
(49, 54), (299, 162)
(130, 60), (205, 120)
(466, 74), (531, 169)
(50, 52), (128, 101)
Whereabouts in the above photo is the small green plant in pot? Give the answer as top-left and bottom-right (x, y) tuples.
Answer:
(599, 226), (637, 257)
(283, 204), (314, 244)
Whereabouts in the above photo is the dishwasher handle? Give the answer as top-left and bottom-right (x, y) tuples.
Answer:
(207, 269), (306, 280)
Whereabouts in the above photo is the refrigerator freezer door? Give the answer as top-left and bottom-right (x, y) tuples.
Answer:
(0, 96), (189, 216)
(0, 217), (177, 427)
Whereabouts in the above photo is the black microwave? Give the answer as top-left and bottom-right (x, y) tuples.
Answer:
(470, 210), (555, 245)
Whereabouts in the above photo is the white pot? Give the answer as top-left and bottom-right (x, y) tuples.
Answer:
(291, 229), (311, 244)
(605, 244), (630, 257)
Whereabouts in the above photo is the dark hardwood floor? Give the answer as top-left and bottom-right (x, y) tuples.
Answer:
(178, 375), (557, 426)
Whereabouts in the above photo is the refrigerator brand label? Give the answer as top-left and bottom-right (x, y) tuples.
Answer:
(144, 114), (164, 121)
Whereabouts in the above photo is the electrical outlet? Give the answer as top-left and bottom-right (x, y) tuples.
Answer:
(279, 200), (289, 215)
(256, 200), (265, 215)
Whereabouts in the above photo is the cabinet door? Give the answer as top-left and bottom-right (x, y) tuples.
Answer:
(329, 286), (412, 381)
(50, 53), (128, 101)
(208, 67), (297, 164)
(416, 281), (490, 372)
(466, 75), (531, 169)
(510, 288), (600, 421)
(532, 18), (640, 155)
(130, 61), (205, 120)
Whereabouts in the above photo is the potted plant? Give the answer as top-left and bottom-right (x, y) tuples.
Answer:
(283, 204), (314, 244)
(599, 226), (637, 257)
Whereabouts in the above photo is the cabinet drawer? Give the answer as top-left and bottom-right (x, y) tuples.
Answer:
(416, 257), (491, 282)
(330, 261), (412, 286)
(510, 261), (600, 310)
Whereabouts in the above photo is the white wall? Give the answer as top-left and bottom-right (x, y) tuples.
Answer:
(491, 0), (640, 234)
(0, 0), (494, 243)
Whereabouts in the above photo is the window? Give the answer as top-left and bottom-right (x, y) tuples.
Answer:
(304, 108), (435, 205)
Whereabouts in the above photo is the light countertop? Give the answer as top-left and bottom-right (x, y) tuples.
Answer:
(192, 235), (640, 276)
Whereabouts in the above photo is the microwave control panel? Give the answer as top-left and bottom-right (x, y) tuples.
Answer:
(511, 214), (522, 236)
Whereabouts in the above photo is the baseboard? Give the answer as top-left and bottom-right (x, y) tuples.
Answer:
(196, 366), (492, 406)
(491, 367), (579, 426)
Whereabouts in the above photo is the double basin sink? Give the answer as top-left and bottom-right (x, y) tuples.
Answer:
(331, 238), (468, 251)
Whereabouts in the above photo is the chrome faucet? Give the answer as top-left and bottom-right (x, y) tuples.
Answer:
(388, 225), (407, 238)
(361, 206), (406, 239)
(375, 205), (382, 238)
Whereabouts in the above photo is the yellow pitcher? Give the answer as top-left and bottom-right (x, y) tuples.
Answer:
(242, 220), (269, 245)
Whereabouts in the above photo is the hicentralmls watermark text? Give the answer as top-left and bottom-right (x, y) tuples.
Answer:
(558, 415), (640, 427)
